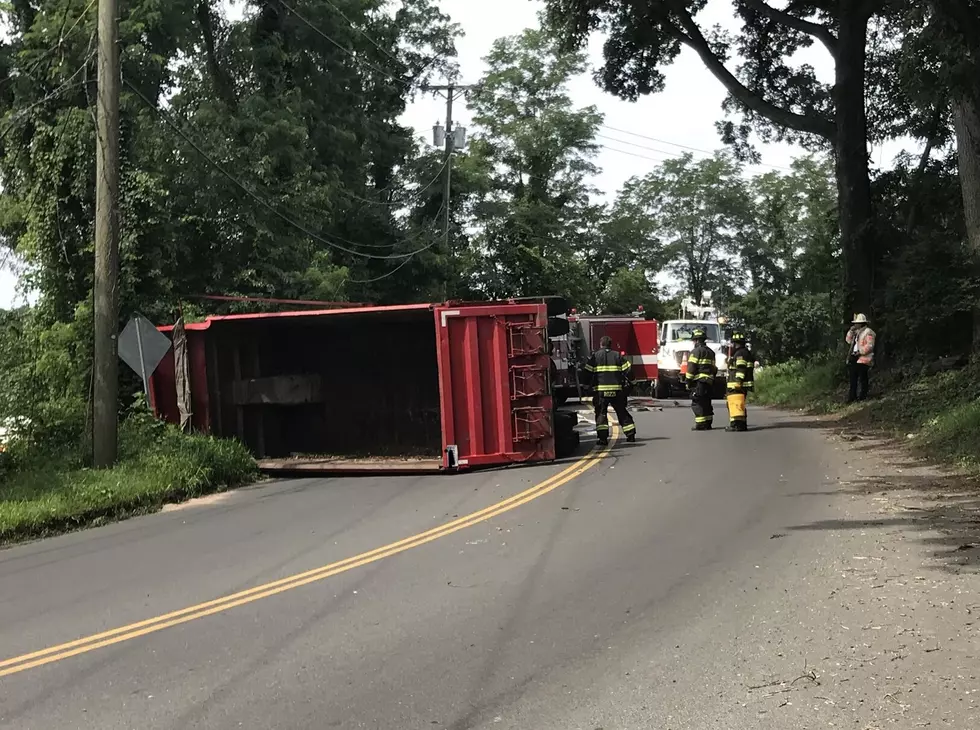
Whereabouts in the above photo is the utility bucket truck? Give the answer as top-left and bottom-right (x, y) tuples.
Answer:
(653, 294), (730, 400)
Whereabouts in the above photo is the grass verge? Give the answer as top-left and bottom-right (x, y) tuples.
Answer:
(0, 415), (257, 545)
(754, 353), (980, 470)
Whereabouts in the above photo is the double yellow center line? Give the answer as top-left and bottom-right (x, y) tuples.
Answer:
(0, 432), (616, 678)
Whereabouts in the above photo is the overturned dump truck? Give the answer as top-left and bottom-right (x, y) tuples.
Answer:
(150, 301), (565, 474)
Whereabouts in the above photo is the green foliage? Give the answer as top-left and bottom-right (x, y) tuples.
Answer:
(756, 355), (980, 470)
(597, 267), (663, 316)
(752, 353), (844, 412)
(0, 413), (257, 543)
(466, 25), (603, 306)
(729, 290), (838, 363)
(618, 152), (750, 305)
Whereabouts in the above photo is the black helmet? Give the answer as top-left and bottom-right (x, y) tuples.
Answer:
(732, 331), (746, 343)
(692, 327), (706, 341)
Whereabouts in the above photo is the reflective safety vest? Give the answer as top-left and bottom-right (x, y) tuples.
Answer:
(685, 344), (718, 383)
(585, 347), (631, 393)
(726, 345), (755, 391)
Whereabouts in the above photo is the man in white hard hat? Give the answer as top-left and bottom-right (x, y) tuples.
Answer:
(845, 314), (876, 402)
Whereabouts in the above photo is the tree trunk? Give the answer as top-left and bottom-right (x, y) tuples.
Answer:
(952, 93), (980, 354)
(833, 7), (875, 322)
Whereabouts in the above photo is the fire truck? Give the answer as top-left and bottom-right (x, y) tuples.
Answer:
(549, 307), (659, 404)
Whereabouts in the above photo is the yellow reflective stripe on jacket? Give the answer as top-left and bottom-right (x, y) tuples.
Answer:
(594, 365), (621, 372)
(596, 384), (622, 392)
(621, 361), (632, 372)
(735, 371), (745, 379)
(687, 356), (712, 365)
(584, 364), (595, 372)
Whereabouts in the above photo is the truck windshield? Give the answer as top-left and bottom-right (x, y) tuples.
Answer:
(668, 323), (721, 342)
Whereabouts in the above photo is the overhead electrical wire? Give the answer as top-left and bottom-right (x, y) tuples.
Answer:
(317, 0), (405, 68)
(0, 59), (91, 143)
(343, 157), (449, 208)
(0, 0), (97, 95)
(125, 78), (444, 260)
(599, 125), (793, 172)
(347, 203), (446, 283)
(278, 0), (411, 86)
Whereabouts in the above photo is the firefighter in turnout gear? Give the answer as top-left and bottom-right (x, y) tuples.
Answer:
(585, 336), (637, 446)
(685, 328), (717, 430)
(725, 331), (754, 432)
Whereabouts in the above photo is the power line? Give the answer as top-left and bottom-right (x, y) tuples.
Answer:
(598, 143), (673, 164)
(0, 60), (91, 142)
(279, 0), (410, 86)
(343, 157), (449, 207)
(317, 0), (404, 68)
(0, 0), (97, 95)
(125, 78), (437, 260)
(601, 125), (716, 156)
(347, 206), (445, 283)
(599, 124), (793, 172)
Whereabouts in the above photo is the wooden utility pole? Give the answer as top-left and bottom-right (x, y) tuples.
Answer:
(93, 0), (120, 467)
(421, 82), (473, 299)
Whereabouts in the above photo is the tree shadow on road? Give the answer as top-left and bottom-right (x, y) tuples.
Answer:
(784, 469), (980, 575)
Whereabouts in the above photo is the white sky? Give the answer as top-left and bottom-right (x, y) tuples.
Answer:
(0, 0), (910, 308)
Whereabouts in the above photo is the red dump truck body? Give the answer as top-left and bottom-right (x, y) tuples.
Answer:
(150, 301), (555, 473)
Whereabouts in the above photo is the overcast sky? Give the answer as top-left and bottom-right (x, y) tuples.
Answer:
(0, 0), (910, 308)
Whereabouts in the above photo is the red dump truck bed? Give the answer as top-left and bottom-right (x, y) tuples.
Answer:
(150, 302), (555, 473)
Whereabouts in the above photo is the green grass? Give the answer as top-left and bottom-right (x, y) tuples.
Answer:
(754, 354), (980, 470)
(0, 416), (257, 544)
(753, 353), (846, 413)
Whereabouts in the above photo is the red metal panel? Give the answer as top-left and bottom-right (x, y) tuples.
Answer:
(188, 328), (211, 432)
(148, 327), (211, 432)
(435, 303), (555, 469)
(158, 303), (434, 333)
(151, 348), (179, 425)
(631, 320), (659, 381)
(589, 321), (634, 353)
(588, 320), (660, 382)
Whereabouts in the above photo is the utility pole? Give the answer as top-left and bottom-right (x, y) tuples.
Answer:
(421, 82), (473, 299)
(93, 0), (120, 467)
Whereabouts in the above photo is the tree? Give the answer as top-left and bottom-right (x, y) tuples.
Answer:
(617, 152), (749, 307)
(543, 0), (901, 317)
(466, 25), (603, 306)
(892, 0), (980, 353)
(596, 267), (664, 317)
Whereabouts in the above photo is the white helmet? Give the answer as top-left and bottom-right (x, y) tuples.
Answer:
(852, 313), (869, 325)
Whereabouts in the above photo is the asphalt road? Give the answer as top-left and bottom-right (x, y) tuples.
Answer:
(0, 401), (848, 729)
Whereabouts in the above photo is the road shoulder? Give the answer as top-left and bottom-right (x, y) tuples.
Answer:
(733, 421), (980, 727)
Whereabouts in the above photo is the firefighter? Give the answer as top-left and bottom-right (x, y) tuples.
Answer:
(585, 335), (637, 446)
(725, 331), (754, 432)
(685, 327), (717, 431)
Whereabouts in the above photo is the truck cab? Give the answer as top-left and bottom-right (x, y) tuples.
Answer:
(654, 320), (729, 400)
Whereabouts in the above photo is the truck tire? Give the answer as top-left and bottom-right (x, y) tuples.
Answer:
(655, 378), (670, 400)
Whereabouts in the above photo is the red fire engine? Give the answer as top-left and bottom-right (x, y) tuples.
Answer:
(549, 307), (659, 404)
